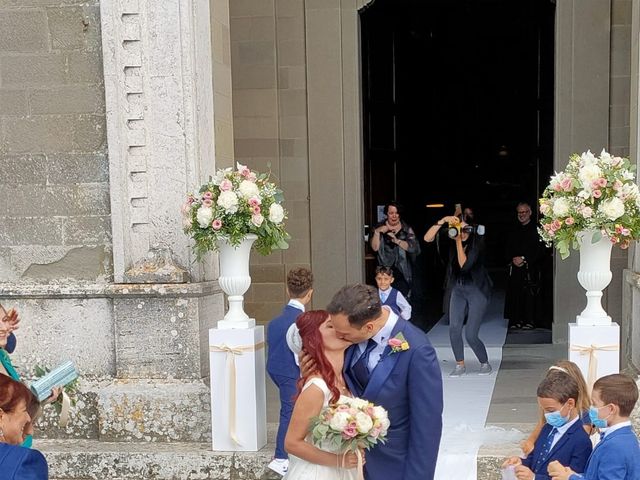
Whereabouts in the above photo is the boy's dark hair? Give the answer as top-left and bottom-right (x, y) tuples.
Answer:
(593, 373), (639, 417)
(537, 370), (579, 404)
(375, 266), (394, 277)
(287, 267), (313, 298)
(326, 284), (381, 328)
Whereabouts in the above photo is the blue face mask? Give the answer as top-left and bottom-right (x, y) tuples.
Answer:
(544, 403), (570, 428)
(589, 406), (609, 429)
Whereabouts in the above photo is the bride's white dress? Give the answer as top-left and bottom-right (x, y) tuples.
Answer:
(284, 378), (358, 480)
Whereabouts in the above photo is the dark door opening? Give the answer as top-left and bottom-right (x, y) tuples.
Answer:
(361, 0), (555, 332)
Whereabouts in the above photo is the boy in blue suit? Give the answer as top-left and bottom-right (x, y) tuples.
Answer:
(266, 267), (313, 476)
(503, 369), (592, 480)
(327, 284), (443, 480)
(548, 373), (640, 480)
(374, 266), (411, 320)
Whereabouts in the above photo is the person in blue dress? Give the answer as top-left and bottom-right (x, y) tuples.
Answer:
(1, 304), (61, 448)
(0, 374), (49, 479)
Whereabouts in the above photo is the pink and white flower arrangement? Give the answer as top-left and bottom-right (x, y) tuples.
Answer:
(539, 150), (640, 258)
(182, 163), (290, 259)
(309, 396), (389, 453)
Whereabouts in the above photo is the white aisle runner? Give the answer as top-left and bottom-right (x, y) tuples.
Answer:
(427, 294), (524, 480)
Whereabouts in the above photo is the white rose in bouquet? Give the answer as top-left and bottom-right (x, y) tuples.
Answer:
(238, 179), (260, 199)
(598, 197), (625, 221)
(251, 213), (264, 227)
(372, 406), (387, 420)
(217, 190), (239, 213)
(349, 397), (369, 409)
(196, 206), (213, 228)
(269, 203), (285, 223)
(552, 198), (570, 217)
(355, 411), (374, 433)
(578, 163), (602, 187)
(329, 411), (350, 431)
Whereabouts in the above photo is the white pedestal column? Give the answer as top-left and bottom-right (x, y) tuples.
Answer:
(568, 322), (620, 390)
(209, 326), (267, 451)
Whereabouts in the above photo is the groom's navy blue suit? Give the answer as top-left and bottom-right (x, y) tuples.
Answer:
(344, 316), (443, 480)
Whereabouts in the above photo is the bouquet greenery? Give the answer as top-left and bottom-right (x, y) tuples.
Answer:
(182, 163), (290, 260)
(539, 150), (640, 259)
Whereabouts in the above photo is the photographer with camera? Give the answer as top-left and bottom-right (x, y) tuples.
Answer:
(424, 213), (492, 377)
(371, 202), (419, 298)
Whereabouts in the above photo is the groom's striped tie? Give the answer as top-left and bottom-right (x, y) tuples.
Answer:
(352, 338), (377, 389)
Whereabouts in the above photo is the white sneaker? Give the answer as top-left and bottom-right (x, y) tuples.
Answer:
(449, 364), (466, 377)
(478, 363), (493, 375)
(268, 458), (289, 476)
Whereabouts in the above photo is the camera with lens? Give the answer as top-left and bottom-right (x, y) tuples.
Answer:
(447, 224), (485, 238)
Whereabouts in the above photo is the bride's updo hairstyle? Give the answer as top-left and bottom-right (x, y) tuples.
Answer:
(296, 310), (340, 403)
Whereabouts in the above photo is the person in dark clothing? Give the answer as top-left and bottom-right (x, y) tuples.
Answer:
(370, 202), (420, 298)
(504, 202), (544, 330)
(425, 215), (492, 377)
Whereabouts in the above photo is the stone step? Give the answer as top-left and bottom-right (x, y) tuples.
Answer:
(40, 434), (527, 480)
(42, 439), (274, 480)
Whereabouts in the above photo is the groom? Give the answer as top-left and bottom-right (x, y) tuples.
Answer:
(327, 284), (443, 480)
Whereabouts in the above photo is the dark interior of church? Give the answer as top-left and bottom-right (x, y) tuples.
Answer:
(361, 0), (556, 331)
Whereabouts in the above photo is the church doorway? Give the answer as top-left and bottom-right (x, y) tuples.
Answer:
(361, 0), (556, 333)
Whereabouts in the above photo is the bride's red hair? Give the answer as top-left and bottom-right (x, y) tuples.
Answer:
(295, 310), (340, 404)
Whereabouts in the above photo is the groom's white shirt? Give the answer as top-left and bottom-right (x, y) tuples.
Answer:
(354, 306), (399, 372)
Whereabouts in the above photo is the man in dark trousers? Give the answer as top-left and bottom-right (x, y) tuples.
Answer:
(266, 267), (313, 476)
(504, 202), (543, 329)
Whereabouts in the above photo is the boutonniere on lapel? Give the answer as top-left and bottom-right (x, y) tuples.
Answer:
(388, 332), (410, 353)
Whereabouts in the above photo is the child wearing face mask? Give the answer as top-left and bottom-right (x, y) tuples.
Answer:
(547, 373), (640, 480)
(521, 362), (594, 456)
(502, 370), (592, 480)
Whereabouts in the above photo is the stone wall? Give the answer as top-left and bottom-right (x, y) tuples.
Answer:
(608, 0), (632, 337)
(229, 0), (312, 323)
(0, 0), (110, 283)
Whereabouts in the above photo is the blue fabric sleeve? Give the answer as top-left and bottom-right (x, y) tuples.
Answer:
(6, 332), (16, 354)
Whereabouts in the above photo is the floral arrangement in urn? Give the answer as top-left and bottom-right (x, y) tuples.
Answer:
(182, 163), (290, 259)
(539, 149), (640, 258)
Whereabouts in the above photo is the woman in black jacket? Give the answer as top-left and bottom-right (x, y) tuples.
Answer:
(425, 216), (492, 377)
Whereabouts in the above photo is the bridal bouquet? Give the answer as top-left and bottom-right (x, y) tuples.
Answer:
(539, 149), (640, 258)
(309, 396), (390, 453)
(182, 163), (290, 259)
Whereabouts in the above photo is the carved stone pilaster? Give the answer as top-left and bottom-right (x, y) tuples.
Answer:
(100, 0), (216, 282)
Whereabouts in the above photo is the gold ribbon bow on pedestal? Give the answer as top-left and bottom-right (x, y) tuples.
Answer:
(570, 343), (619, 392)
(210, 342), (264, 446)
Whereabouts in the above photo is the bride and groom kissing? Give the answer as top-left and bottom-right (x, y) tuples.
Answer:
(282, 284), (443, 480)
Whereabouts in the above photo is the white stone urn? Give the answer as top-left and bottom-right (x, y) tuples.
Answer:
(216, 234), (257, 329)
(575, 229), (613, 326)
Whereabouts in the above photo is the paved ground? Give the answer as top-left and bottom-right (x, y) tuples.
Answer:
(487, 342), (566, 426)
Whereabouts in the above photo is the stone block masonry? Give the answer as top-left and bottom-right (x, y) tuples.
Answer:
(0, 0), (109, 283)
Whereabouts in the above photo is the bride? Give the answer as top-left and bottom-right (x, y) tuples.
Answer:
(284, 310), (362, 479)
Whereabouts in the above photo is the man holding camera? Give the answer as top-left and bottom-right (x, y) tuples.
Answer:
(371, 202), (419, 298)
